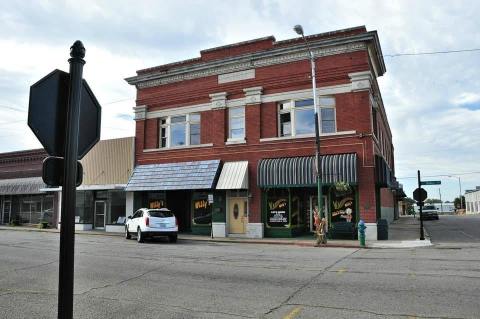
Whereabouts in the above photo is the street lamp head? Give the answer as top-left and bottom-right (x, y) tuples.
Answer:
(293, 25), (304, 36)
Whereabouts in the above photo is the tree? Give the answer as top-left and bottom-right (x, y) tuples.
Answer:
(402, 197), (416, 215)
(454, 196), (465, 209)
(425, 198), (442, 204)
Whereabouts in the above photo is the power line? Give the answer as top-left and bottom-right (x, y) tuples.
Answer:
(383, 48), (480, 58)
(397, 171), (480, 179)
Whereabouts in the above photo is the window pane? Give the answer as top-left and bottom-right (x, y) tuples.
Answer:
(294, 108), (315, 135)
(171, 123), (186, 146)
(319, 97), (335, 107)
(230, 128), (245, 139)
(190, 124), (200, 145)
(171, 115), (186, 123)
(321, 108), (334, 120)
(280, 113), (291, 137)
(231, 117), (244, 130)
(190, 114), (200, 122)
(322, 121), (335, 133)
(295, 99), (314, 107)
(229, 107), (244, 117)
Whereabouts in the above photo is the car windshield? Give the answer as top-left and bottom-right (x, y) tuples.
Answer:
(149, 210), (174, 218)
(423, 206), (436, 210)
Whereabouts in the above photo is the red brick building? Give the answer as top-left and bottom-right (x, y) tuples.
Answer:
(125, 26), (402, 239)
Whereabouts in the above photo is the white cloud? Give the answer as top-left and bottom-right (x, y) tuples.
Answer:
(451, 92), (480, 106)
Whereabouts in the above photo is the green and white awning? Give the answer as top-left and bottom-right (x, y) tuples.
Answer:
(257, 154), (357, 188)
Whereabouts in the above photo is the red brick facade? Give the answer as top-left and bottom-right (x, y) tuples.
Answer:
(127, 26), (397, 234)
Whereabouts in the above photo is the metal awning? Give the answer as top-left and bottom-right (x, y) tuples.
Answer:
(216, 161), (248, 189)
(257, 153), (357, 188)
(0, 177), (47, 195)
(125, 159), (221, 191)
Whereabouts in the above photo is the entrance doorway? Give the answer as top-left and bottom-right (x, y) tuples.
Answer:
(228, 197), (247, 234)
(94, 201), (106, 229)
(309, 196), (328, 232)
(2, 200), (11, 224)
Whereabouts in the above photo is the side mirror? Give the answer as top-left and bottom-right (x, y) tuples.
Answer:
(127, 216), (132, 219)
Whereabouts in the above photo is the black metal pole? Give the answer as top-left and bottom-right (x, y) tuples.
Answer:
(58, 40), (85, 319)
(418, 170), (425, 240)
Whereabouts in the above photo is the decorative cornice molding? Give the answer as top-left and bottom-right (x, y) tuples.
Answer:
(349, 71), (373, 92)
(209, 92), (228, 110)
(133, 105), (148, 120)
(129, 42), (368, 89)
(243, 86), (263, 105)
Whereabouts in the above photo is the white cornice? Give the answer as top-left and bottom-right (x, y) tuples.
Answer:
(127, 41), (368, 89)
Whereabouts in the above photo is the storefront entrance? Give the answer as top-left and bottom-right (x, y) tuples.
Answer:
(94, 200), (106, 229)
(228, 197), (247, 234)
(2, 200), (11, 224)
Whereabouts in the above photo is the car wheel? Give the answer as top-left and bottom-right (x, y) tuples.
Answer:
(137, 227), (144, 243)
(125, 226), (131, 239)
(169, 235), (177, 243)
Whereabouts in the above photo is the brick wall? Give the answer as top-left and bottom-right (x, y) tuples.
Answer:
(0, 149), (47, 179)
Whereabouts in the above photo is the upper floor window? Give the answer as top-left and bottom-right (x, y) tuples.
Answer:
(159, 113), (201, 148)
(278, 97), (336, 137)
(229, 106), (245, 140)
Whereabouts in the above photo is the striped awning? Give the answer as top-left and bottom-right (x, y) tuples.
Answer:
(0, 177), (47, 195)
(257, 153), (357, 188)
(125, 159), (220, 191)
(216, 161), (249, 189)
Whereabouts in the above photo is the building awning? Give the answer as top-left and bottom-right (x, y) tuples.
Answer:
(216, 161), (249, 189)
(257, 153), (357, 188)
(125, 159), (221, 191)
(39, 184), (127, 192)
(0, 177), (47, 195)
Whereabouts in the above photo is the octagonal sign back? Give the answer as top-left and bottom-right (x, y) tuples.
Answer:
(28, 69), (101, 159)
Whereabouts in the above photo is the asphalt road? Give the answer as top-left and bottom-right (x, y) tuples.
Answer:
(423, 215), (480, 243)
(1, 230), (480, 318)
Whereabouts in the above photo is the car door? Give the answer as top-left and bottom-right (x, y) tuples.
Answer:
(129, 210), (141, 232)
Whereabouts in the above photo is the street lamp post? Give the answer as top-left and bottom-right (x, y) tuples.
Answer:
(293, 25), (323, 219)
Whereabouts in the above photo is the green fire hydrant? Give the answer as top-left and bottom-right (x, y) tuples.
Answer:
(358, 220), (366, 247)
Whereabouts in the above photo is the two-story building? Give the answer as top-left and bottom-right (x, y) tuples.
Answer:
(125, 26), (403, 240)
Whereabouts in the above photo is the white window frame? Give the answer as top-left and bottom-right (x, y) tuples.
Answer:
(159, 113), (201, 148)
(278, 97), (336, 137)
(228, 106), (245, 141)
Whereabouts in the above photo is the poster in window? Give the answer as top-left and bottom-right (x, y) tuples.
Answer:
(267, 197), (289, 227)
(193, 199), (212, 225)
(331, 192), (355, 224)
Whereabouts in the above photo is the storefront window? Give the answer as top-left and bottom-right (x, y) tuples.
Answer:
(330, 187), (356, 224)
(192, 197), (212, 225)
(75, 191), (93, 223)
(266, 189), (289, 228)
(148, 192), (166, 209)
(108, 191), (126, 224)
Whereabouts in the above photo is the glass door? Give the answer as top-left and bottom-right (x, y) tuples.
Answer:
(2, 200), (11, 224)
(94, 201), (106, 229)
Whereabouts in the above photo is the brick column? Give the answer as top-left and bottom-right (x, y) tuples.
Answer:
(209, 92), (227, 146)
(244, 87), (262, 144)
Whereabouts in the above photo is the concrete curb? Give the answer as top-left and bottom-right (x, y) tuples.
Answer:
(0, 226), (428, 249)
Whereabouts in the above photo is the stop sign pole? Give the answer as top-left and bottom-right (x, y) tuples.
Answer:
(417, 170), (425, 241)
(58, 40), (85, 319)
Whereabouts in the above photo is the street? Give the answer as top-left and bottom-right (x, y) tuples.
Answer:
(1, 220), (480, 318)
(423, 215), (480, 243)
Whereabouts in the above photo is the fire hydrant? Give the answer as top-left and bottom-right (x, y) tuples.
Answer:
(358, 220), (366, 247)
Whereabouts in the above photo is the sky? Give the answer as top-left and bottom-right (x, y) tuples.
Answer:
(1, 0), (479, 202)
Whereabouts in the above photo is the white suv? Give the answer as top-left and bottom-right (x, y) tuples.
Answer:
(125, 208), (178, 243)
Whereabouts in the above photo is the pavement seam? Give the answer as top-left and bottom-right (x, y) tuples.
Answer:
(260, 249), (360, 318)
(285, 303), (467, 319)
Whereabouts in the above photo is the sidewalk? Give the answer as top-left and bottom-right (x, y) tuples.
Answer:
(369, 215), (432, 248)
(0, 217), (431, 249)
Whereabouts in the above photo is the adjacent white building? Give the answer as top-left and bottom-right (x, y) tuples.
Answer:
(465, 187), (480, 215)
